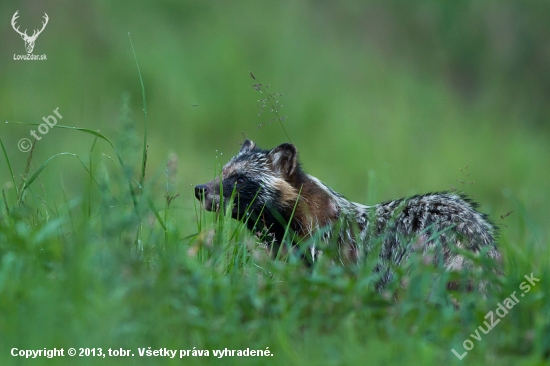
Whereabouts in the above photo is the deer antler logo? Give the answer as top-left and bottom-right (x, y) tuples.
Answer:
(11, 11), (49, 54)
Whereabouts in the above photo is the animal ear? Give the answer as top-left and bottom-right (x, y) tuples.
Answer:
(268, 143), (297, 177)
(239, 139), (255, 155)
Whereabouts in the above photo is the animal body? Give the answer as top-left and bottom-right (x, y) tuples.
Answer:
(195, 140), (501, 290)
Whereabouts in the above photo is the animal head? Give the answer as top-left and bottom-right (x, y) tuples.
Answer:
(194, 140), (301, 220)
(11, 11), (49, 54)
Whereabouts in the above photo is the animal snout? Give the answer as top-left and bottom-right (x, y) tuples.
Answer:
(194, 184), (209, 200)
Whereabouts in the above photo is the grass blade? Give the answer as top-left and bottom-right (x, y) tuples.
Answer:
(19, 152), (101, 203)
(7, 120), (139, 212)
(148, 197), (167, 231)
(128, 33), (148, 188)
(0, 137), (18, 197)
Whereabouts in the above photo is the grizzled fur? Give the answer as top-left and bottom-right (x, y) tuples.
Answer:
(195, 140), (501, 290)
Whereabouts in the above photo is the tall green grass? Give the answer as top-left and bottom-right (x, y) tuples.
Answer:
(1, 34), (549, 366)
(1, 90), (549, 366)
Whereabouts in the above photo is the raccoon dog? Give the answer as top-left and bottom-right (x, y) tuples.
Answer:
(195, 140), (501, 290)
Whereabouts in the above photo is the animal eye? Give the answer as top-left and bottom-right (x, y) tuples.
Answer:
(236, 177), (246, 185)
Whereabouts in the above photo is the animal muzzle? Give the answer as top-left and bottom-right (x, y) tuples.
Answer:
(194, 184), (209, 201)
(194, 182), (219, 212)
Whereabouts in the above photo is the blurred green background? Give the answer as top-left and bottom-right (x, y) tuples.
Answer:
(1, 1), (550, 365)
(1, 0), (549, 250)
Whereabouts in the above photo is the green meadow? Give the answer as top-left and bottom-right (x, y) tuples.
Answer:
(1, 1), (549, 365)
